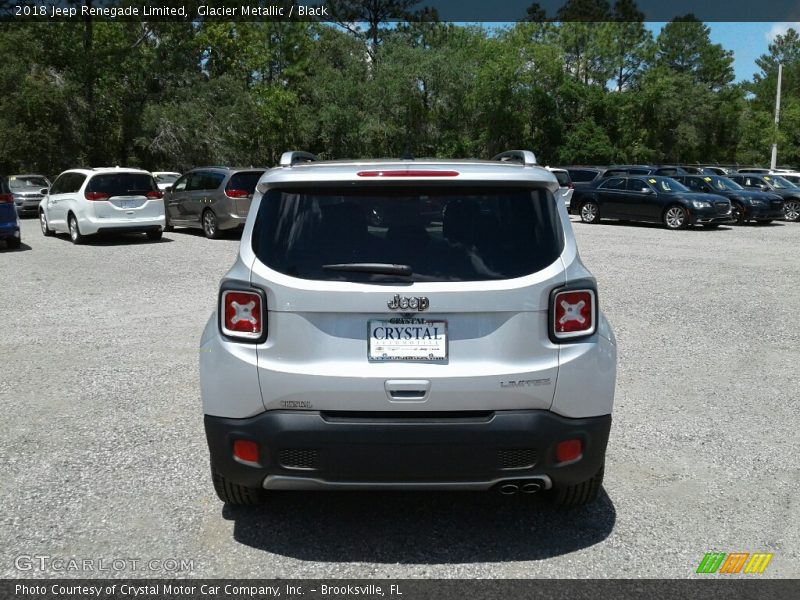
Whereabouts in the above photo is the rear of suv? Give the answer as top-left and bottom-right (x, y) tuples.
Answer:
(39, 168), (165, 243)
(200, 150), (617, 507)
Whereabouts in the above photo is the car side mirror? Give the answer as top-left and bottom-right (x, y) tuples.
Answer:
(40, 188), (50, 195)
(644, 188), (654, 194)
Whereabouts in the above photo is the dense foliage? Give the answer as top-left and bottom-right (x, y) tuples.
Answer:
(0, 4), (797, 175)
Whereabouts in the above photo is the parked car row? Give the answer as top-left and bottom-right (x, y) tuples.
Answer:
(561, 164), (800, 229)
(1, 164), (268, 246)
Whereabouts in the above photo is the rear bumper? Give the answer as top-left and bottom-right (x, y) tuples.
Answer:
(217, 212), (247, 231)
(205, 410), (611, 491)
(81, 216), (165, 235)
(0, 223), (20, 239)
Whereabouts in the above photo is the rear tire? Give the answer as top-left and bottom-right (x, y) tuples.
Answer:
(163, 211), (173, 232)
(549, 465), (604, 508)
(579, 200), (600, 224)
(40, 211), (53, 236)
(202, 209), (221, 239)
(146, 229), (163, 241)
(211, 463), (266, 506)
(68, 214), (85, 244)
(663, 205), (688, 230)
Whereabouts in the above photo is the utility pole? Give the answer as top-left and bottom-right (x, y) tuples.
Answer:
(770, 63), (783, 170)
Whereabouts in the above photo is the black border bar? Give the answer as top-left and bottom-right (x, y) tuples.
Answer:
(2, 579), (800, 600)
(2, 0), (800, 23)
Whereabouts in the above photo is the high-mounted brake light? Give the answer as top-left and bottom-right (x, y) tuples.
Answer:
(220, 289), (265, 341)
(146, 190), (163, 199)
(551, 288), (596, 341)
(0, 193), (13, 204)
(225, 188), (250, 198)
(84, 191), (110, 201)
(356, 170), (459, 177)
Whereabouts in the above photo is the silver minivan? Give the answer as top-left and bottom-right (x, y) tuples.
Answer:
(200, 150), (617, 507)
(164, 167), (265, 238)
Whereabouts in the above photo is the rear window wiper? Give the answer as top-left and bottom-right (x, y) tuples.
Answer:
(322, 263), (413, 276)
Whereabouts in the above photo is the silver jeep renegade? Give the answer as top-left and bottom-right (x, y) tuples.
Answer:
(200, 150), (617, 507)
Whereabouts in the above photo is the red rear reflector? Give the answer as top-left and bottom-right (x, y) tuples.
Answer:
(0, 193), (12, 203)
(84, 191), (110, 201)
(356, 170), (459, 177)
(552, 289), (596, 339)
(146, 190), (163, 199)
(556, 439), (583, 463)
(221, 290), (263, 340)
(225, 188), (250, 198)
(233, 440), (260, 464)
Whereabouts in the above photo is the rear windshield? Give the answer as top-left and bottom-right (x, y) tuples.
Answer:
(9, 176), (49, 189)
(227, 171), (265, 193)
(154, 173), (179, 184)
(87, 173), (157, 196)
(253, 186), (563, 283)
(567, 169), (598, 183)
(552, 171), (571, 186)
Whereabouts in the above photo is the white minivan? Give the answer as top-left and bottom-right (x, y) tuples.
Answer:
(39, 168), (165, 243)
(200, 150), (617, 507)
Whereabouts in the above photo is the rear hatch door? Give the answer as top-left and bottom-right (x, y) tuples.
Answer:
(248, 182), (565, 413)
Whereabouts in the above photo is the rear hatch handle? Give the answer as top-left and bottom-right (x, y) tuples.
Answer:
(384, 380), (430, 402)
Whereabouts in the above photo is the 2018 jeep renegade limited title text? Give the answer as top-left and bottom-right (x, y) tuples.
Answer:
(200, 150), (617, 507)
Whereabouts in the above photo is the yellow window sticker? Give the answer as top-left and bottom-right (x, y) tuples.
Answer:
(703, 177), (712, 181)
(764, 176), (771, 180)
(648, 178), (657, 183)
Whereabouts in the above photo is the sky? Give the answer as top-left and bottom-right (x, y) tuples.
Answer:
(647, 22), (800, 82)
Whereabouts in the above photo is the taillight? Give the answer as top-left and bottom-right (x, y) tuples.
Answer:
(225, 188), (250, 198)
(550, 288), (597, 342)
(84, 191), (110, 201)
(219, 289), (266, 342)
(0, 193), (13, 204)
(146, 190), (163, 199)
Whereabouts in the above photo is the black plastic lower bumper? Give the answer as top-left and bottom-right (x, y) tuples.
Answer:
(205, 410), (612, 490)
(95, 225), (162, 234)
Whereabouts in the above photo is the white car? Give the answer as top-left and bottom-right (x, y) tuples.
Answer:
(200, 150), (617, 507)
(39, 168), (165, 244)
(546, 167), (574, 210)
(152, 171), (182, 191)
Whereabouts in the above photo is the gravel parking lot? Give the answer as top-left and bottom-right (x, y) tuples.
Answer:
(1, 216), (798, 579)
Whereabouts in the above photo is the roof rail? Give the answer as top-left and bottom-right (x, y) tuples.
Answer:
(492, 150), (537, 166)
(279, 151), (319, 167)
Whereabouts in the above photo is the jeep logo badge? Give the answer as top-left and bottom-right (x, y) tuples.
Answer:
(387, 294), (429, 311)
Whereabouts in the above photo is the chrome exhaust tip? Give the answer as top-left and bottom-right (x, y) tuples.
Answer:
(498, 483), (519, 495)
(520, 482), (542, 494)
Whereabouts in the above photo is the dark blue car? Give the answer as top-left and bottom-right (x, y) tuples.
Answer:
(1, 177), (21, 249)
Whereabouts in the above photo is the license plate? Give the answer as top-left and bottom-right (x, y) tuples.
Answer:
(120, 200), (137, 209)
(368, 318), (447, 362)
